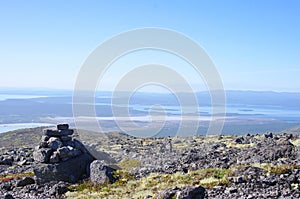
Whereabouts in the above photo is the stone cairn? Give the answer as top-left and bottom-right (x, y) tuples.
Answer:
(33, 124), (86, 163)
(33, 124), (94, 184)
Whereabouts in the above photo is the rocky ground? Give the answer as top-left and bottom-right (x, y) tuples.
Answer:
(1, 126), (300, 198)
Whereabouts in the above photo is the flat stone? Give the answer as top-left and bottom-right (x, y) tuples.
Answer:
(61, 135), (72, 142)
(44, 129), (74, 136)
(57, 124), (69, 130)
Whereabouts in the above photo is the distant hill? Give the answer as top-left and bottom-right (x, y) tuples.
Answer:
(0, 127), (45, 148)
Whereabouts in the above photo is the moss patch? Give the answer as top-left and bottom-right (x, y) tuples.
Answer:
(291, 139), (300, 147)
(251, 163), (298, 175)
(0, 172), (34, 182)
(66, 168), (230, 199)
(117, 159), (141, 171)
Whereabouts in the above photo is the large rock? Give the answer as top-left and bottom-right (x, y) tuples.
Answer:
(33, 148), (52, 163)
(34, 153), (94, 184)
(157, 186), (206, 199)
(90, 160), (116, 184)
(176, 186), (206, 199)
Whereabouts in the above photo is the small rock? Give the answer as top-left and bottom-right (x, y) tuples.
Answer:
(16, 177), (35, 187)
(157, 186), (180, 199)
(4, 194), (14, 199)
(41, 135), (50, 142)
(1, 183), (13, 191)
(235, 137), (244, 144)
(17, 159), (27, 166)
(49, 181), (70, 196)
(158, 186), (206, 199)
(225, 187), (237, 194)
(49, 151), (60, 163)
(264, 132), (273, 139)
(0, 156), (13, 165)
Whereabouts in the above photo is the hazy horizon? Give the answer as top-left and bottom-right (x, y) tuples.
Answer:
(1, 1), (299, 92)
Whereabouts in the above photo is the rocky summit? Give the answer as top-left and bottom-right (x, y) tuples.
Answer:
(1, 126), (300, 198)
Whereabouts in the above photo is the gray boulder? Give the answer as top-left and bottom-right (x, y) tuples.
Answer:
(177, 186), (206, 199)
(90, 160), (116, 184)
(34, 153), (94, 184)
(157, 187), (180, 199)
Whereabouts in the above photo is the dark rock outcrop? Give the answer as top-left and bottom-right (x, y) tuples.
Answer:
(34, 153), (94, 184)
(16, 177), (35, 187)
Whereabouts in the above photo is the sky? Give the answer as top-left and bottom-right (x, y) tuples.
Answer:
(0, 0), (299, 92)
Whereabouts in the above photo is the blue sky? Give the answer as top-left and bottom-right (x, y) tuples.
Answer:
(0, 0), (299, 92)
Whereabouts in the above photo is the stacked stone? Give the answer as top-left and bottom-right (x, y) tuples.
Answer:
(33, 124), (87, 164)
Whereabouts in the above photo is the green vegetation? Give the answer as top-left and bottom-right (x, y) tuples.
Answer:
(0, 172), (34, 182)
(251, 163), (298, 175)
(226, 142), (255, 149)
(291, 139), (300, 147)
(117, 159), (141, 171)
(66, 168), (231, 199)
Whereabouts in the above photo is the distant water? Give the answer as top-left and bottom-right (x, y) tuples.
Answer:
(0, 94), (46, 101)
(0, 123), (55, 134)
